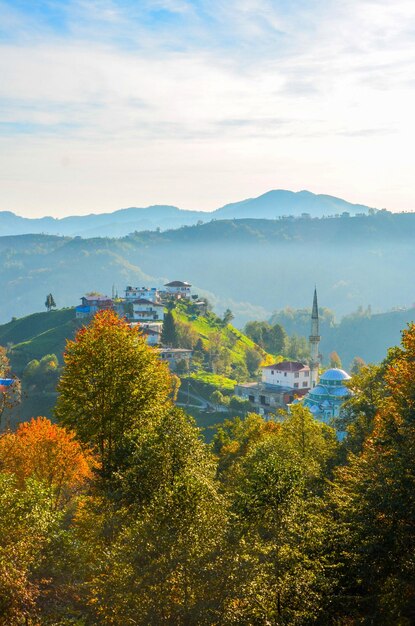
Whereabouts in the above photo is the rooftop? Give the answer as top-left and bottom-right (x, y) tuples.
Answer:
(263, 361), (308, 372)
(81, 295), (112, 302)
(133, 299), (164, 306)
(165, 281), (191, 287)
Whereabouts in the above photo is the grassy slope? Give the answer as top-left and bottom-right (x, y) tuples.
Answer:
(0, 308), (79, 373)
(174, 305), (261, 363)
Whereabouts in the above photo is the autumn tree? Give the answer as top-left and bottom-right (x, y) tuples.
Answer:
(329, 350), (342, 369)
(330, 323), (415, 622)
(0, 417), (94, 507)
(350, 355), (366, 374)
(55, 310), (173, 479)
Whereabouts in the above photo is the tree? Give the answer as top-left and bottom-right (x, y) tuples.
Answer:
(329, 350), (342, 368)
(0, 417), (95, 507)
(350, 355), (366, 374)
(271, 322), (287, 354)
(218, 413), (336, 624)
(330, 323), (415, 622)
(45, 293), (56, 312)
(80, 409), (228, 625)
(55, 310), (173, 479)
(229, 395), (251, 414)
(161, 310), (178, 347)
(244, 321), (287, 354)
(245, 346), (262, 376)
(210, 389), (224, 407)
(0, 474), (59, 625)
(284, 334), (310, 361)
(222, 308), (234, 326)
(175, 318), (198, 349)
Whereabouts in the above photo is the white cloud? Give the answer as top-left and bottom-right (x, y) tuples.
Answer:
(1, 0), (415, 215)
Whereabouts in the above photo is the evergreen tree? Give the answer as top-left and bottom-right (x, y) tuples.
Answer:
(161, 310), (178, 347)
(222, 308), (234, 326)
(45, 293), (56, 312)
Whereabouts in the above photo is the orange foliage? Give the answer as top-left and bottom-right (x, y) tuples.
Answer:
(0, 417), (96, 505)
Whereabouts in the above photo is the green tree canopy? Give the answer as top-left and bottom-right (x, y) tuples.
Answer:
(55, 309), (173, 480)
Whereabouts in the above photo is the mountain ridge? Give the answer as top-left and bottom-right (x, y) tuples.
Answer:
(1, 190), (377, 238)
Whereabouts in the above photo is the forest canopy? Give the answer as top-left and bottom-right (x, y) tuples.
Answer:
(0, 311), (414, 625)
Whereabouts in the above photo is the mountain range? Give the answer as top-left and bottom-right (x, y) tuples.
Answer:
(0, 210), (413, 330)
(1, 190), (375, 238)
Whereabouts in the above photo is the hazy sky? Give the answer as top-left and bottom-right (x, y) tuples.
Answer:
(1, 0), (415, 217)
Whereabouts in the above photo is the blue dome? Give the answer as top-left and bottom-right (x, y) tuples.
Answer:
(309, 385), (327, 396)
(320, 368), (351, 382)
(329, 387), (351, 398)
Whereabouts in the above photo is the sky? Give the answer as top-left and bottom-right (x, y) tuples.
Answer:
(1, 0), (415, 217)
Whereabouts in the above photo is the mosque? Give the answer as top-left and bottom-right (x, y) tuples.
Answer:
(236, 288), (352, 422)
(301, 288), (352, 422)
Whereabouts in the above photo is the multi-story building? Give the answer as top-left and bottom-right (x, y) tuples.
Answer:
(164, 280), (192, 299)
(131, 299), (164, 322)
(125, 286), (160, 302)
(262, 361), (311, 391)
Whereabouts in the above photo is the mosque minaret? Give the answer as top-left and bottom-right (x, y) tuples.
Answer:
(309, 287), (320, 388)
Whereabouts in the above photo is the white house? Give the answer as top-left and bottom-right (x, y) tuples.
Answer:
(125, 286), (160, 302)
(164, 281), (192, 299)
(262, 361), (311, 391)
(132, 299), (164, 322)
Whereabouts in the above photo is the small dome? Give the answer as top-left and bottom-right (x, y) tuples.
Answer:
(309, 385), (327, 396)
(320, 368), (351, 382)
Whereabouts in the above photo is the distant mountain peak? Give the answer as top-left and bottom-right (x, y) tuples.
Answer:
(0, 190), (377, 238)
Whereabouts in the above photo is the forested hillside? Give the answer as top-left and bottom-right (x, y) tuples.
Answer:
(1, 211), (415, 326)
(271, 305), (415, 366)
(1, 310), (415, 625)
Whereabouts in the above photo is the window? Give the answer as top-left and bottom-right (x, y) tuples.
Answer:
(295, 372), (299, 378)
(304, 371), (309, 376)
(294, 383), (299, 388)
(271, 370), (274, 375)
(284, 372), (287, 377)
(303, 381), (308, 387)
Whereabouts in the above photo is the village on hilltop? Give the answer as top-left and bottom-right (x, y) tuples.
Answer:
(75, 280), (352, 426)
